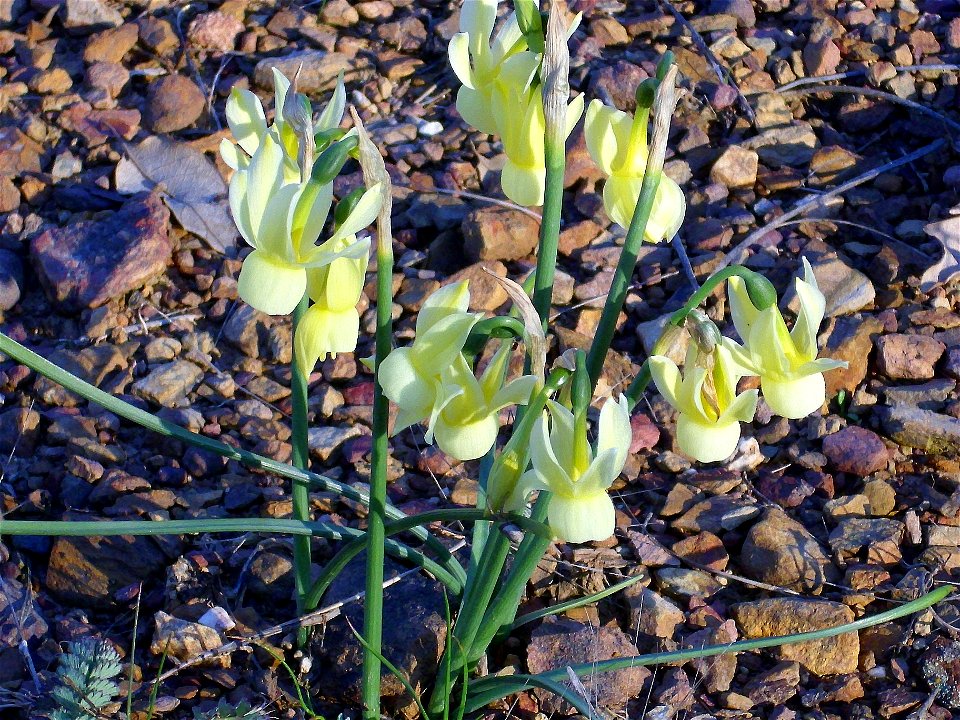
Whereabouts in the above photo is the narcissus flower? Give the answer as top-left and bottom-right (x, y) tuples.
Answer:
(490, 53), (583, 206)
(723, 258), (846, 419)
(650, 344), (759, 464)
(431, 343), (538, 461)
(447, 0), (526, 135)
(584, 99), (685, 240)
(294, 237), (369, 376)
(506, 395), (631, 543)
(379, 281), (482, 437)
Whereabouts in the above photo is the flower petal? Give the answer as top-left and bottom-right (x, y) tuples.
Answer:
(584, 100), (630, 176)
(530, 410), (571, 495)
(596, 394), (631, 473)
(647, 175), (686, 243)
(294, 305), (360, 376)
(548, 491), (616, 544)
(413, 312), (481, 371)
(326, 183), (382, 246)
(791, 257), (827, 362)
(501, 160), (546, 207)
(316, 75), (346, 133)
(219, 139), (246, 171)
(602, 174), (642, 230)
(237, 250), (306, 315)
(225, 88), (267, 157)
(504, 469), (550, 513)
(378, 346), (436, 419)
(727, 275), (761, 342)
(491, 375), (538, 411)
(649, 355), (683, 409)
(456, 86), (498, 135)
(718, 388), (759, 425)
(448, 32), (475, 88)
(676, 414), (741, 464)
(761, 372), (826, 420)
(434, 412), (499, 461)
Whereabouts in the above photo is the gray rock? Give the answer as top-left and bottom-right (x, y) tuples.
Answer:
(0, 577), (47, 645)
(133, 360), (203, 407)
(624, 584), (685, 639)
(741, 508), (836, 593)
(63, 0), (122, 31)
(0, 0), (27, 26)
(881, 405), (960, 454)
(807, 254), (875, 316)
(254, 51), (371, 94)
(655, 567), (723, 599)
(881, 379), (955, 409)
(744, 123), (819, 166)
(829, 517), (904, 566)
(307, 425), (363, 461)
(876, 334), (945, 380)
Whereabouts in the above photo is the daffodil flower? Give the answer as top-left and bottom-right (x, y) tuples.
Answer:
(294, 237), (369, 376)
(430, 343), (538, 461)
(584, 99), (685, 240)
(229, 130), (381, 315)
(506, 395), (631, 543)
(723, 258), (846, 419)
(379, 281), (482, 437)
(489, 52), (584, 206)
(447, 0), (526, 135)
(650, 344), (759, 464)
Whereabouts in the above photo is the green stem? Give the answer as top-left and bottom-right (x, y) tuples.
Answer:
(0, 332), (466, 589)
(531, 137), (566, 329)
(666, 265), (757, 328)
(584, 167), (663, 390)
(466, 585), (952, 711)
(291, 293), (312, 640)
(361, 198), (395, 720)
(624, 359), (652, 411)
(0, 518), (463, 593)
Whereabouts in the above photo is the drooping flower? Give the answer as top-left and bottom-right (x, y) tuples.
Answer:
(650, 343), (759, 464)
(430, 343), (538, 461)
(584, 99), (685, 240)
(723, 258), (847, 419)
(447, 0), (526, 135)
(294, 237), (369, 376)
(229, 130), (381, 315)
(378, 281), (482, 437)
(489, 52), (584, 206)
(506, 395), (631, 544)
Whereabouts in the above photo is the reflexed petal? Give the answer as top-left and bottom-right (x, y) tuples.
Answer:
(584, 100), (630, 176)
(761, 372), (826, 420)
(440, 353), (487, 420)
(326, 183), (382, 246)
(490, 11), (523, 60)
(460, 0), (497, 42)
(798, 357), (847, 374)
(257, 182), (300, 261)
(574, 446), (621, 497)
(413, 313), (481, 370)
(491, 375), (538, 411)
(245, 133), (287, 238)
(501, 160), (546, 207)
(294, 305), (360, 376)
(228, 162), (252, 246)
(602, 175), (642, 230)
(727, 275), (761, 342)
(319, 255), (368, 312)
(544, 400), (576, 478)
(302, 235), (371, 268)
(596, 395), (631, 472)
(378, 347), (436, 418)
(548, 491), (615, 543)
(316, 76), (346, 132)
(479, 342), (513, 401)
(720, 337), (760, 376)
(565, 94), (585, 137)
(530, 411), (570, 495)
(420, 280), (471, 322)
(676, 414), (741, 464)
(448, 32), (475, 88)
(504, 469), (550, 513)
(748, 306), (793, 377)
(237, 250), (306, 315)
(219, 139), (246, 171)
(434, 412), (499, 461)
(649, 356), (683, 409)
(291, 180), (334, 259)
(791, 257), (827, 362)
(718, 388), (760, 425)
(647, 176), (686, 243)
(225, 88), (267, 157)
(271, 68), (291, 126)
(456, 86), (497, 135)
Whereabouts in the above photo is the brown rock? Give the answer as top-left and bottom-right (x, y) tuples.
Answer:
(624, 584), (685, 639)
(0, 127), (42, 177)
(741, 507), (836, 593)
(320, 0), (360, 27)
(187, 11), (243, 51)
(145, 75), (205, 133)
(876, 334), (945, 380)
(591, 60), (648, 112)
(448, 260), (509, 311)
(684, 621), (739, 692)
(60, 102), (140, 145)
(31, 192), (172, 310)
(672, 531), (728, 570)
(829, 517), (904, 566)
(709, 145), (759, 188)
(85, 61), (129, 98)
(558, 219), (602, 256)
(821, 315), (883, 396)
(803, 39), (841, 76)
(255, 51), (370, 93)
(151, 612), (225, 665)
(462, 206), (540, 262)
(84, 22), (138, 63)
(527, 618), (650, 713)
(822, 425), (888, 475)
(63, 0), (122, 31)
(137, 15), (178, 54)
(731, 599), (859, 675)
(29, 68), (73, 94)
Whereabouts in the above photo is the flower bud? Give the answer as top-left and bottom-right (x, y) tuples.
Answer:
(686, 308), (722, 355)
(635, 78), (659, 109)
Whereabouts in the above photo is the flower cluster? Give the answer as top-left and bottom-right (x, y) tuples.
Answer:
(378, 281), (538, 461)
(650, 260), (846, 463)
(222, 70), (381, 373)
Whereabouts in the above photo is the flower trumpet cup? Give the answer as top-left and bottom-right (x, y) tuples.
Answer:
(432, 343), (538, 461)
(448, 0), (526, 135)
(378, 281), (483, 438)
(584, 98), (685, 240)
(723, 258), (847, 420)
(650, 344), (759, 464)
(506, 395), (631, 543)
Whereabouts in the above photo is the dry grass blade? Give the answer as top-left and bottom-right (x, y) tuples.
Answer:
(542, 1), (572, 148)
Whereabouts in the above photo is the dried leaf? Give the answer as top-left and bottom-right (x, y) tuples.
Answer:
(920, 211), (960, 293)
(484, 269), (547, 383)
(116, 136), (236, 252)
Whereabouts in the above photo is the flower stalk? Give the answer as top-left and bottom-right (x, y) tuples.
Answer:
(290, 292), (313, 645)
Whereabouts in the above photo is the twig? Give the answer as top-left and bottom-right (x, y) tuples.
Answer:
(779, 84), (960, 134)
(418, 186), (543, 221)
(719, 137), (948, 269)
(773, 63), (960, 93)
(671, 234), (699, 290)
(656, 0), (756, 124)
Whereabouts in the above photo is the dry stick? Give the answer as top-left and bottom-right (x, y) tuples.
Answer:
(657, 0), (756, 124)
(419, 186), (543, 221)
(779, 84), (960, 134)
(719, 136), (948, 270)
(774, 63), (960, 93)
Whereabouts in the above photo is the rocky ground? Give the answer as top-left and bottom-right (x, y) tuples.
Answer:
(1, 0), (959, 718)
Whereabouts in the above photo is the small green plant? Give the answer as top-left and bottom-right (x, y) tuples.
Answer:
(43, 638), (122, 720)
(191, 699), (271, 720)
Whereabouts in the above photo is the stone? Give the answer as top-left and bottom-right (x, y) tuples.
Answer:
(591, 60), (647, 111)
(84, 23), (138, 63)
(0, 249), (23, 311)
(803, 39), (841, 76)
(822, 426), (888, 475)
(31, 193), (172, 310)
(807, 254), (875, 316)
(63, 0), (122, 31)
(745, 123), (819, 166)
(0, 577), (47, 646)
(85, 61), (129, 98)
(863, 479), (896, 516)
(0, 0), (27, 25)
(672, 531), (728, 570)
(731, 599), (858, 675)
(683, 621), (739, 692)
(137, 16), (178, 54)
(882, 406), (960, 455)
(746, 661), (801, 705)
(448, 261), (509, 311)
(320, 0), (359, 26)
(710, 146), (758, 188)
(741, 507), (836, 593)
(60, 103), (140, 146)
(133, 360), (203, 407)
(307, 425), (363, 461)
(672, 496), (760, 534)
(876, 334), (945, 380)
(146, 75), (205, 133)
(655, 567), (722, 598)
(829, 517), (904, 566)
(527, 618), (650, 713)
(709, 0), (756, 26)
(151, 612), (225, 665)
(624, 584), (685, 639)
(255, 51), (370, 94)
(46, 533), (170, 607)
(882, 379), (955, 409)
(462, 206), (540, 262)
(0, 177), (18, 212)
(822, 315), (883, 396)
(30, 68), (73, 94)
(187, 11), (243, 51)
(0, 127), (42, 177)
